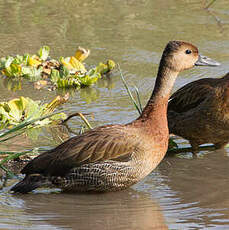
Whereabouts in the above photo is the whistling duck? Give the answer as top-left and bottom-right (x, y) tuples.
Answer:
(11, 41), (219, 193)
(168, 73), (229, 154)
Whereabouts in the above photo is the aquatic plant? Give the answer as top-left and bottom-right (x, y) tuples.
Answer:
(0, 110), (68, 177)
(0, 95), (68, 129)
(0, 106), (94, 178)
(0, 46), (116, 89)
(204, 0), (217, 9)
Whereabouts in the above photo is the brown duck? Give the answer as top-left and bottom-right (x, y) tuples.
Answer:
(11, 41), (219, 193)
(168, 73), (229, 154)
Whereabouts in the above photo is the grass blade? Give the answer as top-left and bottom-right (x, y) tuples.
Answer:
(205, 0), (217, 9)
(118, 64), (141, 115)
(0, 151), (31, 165)
(0, 110), (64, 141)
(0, 151), (32, 178)
(0, 164), (15, 178)
(134, 86), (143, 113)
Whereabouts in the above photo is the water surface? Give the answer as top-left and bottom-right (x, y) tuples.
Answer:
(0, 0), (229, 229)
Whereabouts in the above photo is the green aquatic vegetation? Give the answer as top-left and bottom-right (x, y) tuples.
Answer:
(0, 111), (68, 177)
(38, 45), (50, 61)
(204, 0), (217, 9)
(0, 96), (67, 129)
(0, 46), (116, 89)
(119, 65), (142, 115)
(53, 57), (115, 89)
(0, 110), (94, 177)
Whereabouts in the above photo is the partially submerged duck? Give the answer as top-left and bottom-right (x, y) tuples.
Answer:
(168, 72), (229, 154)
(11, 41), (219, 193)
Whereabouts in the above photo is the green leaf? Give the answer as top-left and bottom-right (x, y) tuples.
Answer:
(5, 56), (14, 68)
(59, 65), (70, 78)
(118, 65), (141, 115)
(38, 46), (50, 61)
(51, 69), (61, 82)
(23, 53), (30, 65)
(23, 97), (42, 119)
(50, 112), (67, 121)
(7, 98), (23, 122)
(22, 66), (43, 81)
(95, 60), (116, 75)
(3, 63), (22, 77)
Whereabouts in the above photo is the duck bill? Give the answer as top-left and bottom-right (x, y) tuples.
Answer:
(195, 55), (220, 67)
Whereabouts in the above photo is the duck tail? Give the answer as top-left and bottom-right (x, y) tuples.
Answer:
(10, 174), (52, 194)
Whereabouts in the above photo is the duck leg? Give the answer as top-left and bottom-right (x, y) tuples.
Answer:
(190, 141), (199, 155)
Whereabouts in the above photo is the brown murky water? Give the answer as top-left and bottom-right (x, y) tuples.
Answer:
(0, 0), (229, 229)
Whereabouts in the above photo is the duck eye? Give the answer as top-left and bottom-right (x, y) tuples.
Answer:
(185, 49), (192, 54)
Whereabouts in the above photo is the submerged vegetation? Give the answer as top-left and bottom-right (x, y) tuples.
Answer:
(0, 46), (115, 90)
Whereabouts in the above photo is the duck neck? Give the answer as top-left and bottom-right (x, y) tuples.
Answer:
(138, 64), (179, 121)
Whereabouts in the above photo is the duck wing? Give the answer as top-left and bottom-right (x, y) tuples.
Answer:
(21, 124), (140, 176)
(168, 78), (217, 113)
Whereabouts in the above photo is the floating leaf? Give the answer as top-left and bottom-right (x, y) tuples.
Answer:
(51, 69), (61, 82)
(107, 60), (116, 70)
(78, 70), (101, 87)
(59, 65), (70, 78)
(0, 45), (115, 90)
(0, 96), (68, 129)
(2, 64), (22, 77)
(28, 57), (41, 67)
(38, 46), (50, 61)
(69, 56), (87, 73)
(7, 98), (24, 122)
(5, 56), (14, 68)
(75, 47), (90, 62)
(95, 59), (116, 75)
(22, 66), (43, 81)
(43, 94), (69, 114)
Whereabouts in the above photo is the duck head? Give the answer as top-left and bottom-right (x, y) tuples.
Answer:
(160, 40), (220, 72)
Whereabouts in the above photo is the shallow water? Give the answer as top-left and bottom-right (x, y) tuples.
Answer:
(0, 0), (229, 229)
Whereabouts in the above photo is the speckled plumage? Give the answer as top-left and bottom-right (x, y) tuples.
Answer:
(11, 41), (216, 193)
(12, 124), (168, 192)
(168, 73), (229, 152)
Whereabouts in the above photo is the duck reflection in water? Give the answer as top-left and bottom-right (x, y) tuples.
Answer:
(14, 189), (168, 230)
